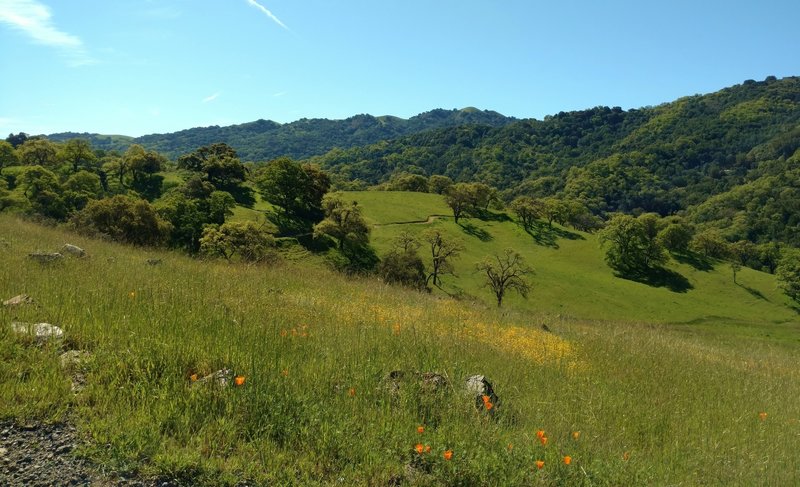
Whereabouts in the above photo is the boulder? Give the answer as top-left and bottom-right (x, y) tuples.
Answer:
(28, 252), (63, 264)
(10, 322), (64, 343)
(382, 370), (449, 395)
(465, 374), (499, 412)
(61, 244), (86, 257)
(3, 294), (35, 307)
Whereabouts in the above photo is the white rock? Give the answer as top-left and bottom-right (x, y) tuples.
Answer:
(11, 322), (65, 342)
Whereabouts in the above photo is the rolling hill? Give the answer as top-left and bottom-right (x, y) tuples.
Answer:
(46, 107), (514, 161)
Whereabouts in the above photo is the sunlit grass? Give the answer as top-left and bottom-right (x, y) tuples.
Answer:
(1, 215), (799, 485)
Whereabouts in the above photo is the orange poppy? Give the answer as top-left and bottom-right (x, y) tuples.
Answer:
(563, 456), (572, 465)
(417, 426), (425, 434)
(234, 375), (245, 386)
(190, 373), (198, 382)
(443, 450), (453, 461)
(482, 395), (491, 404)
(759, 412), (768, 421)
(485, 401), (494, 410)
(507, 443), (513, 451)
(572, 431), (581, 440)
(622, 451), (630, 461)
(348, 387), (356, 397)
(539, 436), (548, 446)
(425, 445), (431, 453)
(536, 430), (545, 439)
(415, 443), (424, 454)
(281, 369), (288, 377)
(535, 460), (545, 469)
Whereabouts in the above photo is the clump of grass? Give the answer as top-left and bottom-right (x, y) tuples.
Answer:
(1, 215), (799, 485)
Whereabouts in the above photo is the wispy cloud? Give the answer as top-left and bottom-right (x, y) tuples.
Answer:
(272, 91), (287, 97)
(245, 0), (289, 30)
(0, 0), (95, 66)
(202, 92), (220, 103)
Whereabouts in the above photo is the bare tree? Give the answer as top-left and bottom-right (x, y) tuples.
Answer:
(476, 249), (532, 307)
(422, 230), (463, 288)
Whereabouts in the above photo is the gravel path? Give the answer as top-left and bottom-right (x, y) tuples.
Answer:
(0, 421), (172, 487)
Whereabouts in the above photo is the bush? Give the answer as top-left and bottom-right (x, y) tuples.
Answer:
(378, 250), (427, 291)
(199, 221), (277, 263)
(72, 195), (172, 246)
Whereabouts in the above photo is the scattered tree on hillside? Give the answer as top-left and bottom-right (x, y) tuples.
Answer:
(313, 196), (370, 250)
(476, 248), (532, 307)
(690, 230), (729, 259)
(5, 132), (29, 149)
(444, 183), (475, 224)
(18, 138), (58, 167)
(428, 175), (453, 195)
(730, 262), (742, 284)
(776, 252), (800, 305)
(657, 219), (694, 253)
(0, 140), (18, 175)
(200, 221), (276, 263)
(72, 194), (172, 246)
(540, 197), (568, 228)
(17, 165), (67, 220)
(60, 139), (96, 173)
(256, 157), (330, 219)
(599, 214), (667, 274)
(510, 196), (542, 230)
(378, 231), (427, 291)
(422, 229), (463, 288)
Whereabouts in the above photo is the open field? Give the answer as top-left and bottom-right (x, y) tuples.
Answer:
(2, 215), (800, 485)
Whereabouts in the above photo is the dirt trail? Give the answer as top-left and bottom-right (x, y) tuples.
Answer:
(373, 214), (448, 227)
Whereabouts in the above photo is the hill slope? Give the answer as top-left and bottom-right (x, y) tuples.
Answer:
(312, 76), (800, 217)
(348, 191), (798, 336)
(47, 107), (514, 161)
(2, 215), (799, 485)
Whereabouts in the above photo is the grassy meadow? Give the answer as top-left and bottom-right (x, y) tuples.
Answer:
(1, 203), (800, 484)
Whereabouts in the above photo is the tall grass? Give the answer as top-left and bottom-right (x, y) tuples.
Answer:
(1, 215), (799, 485)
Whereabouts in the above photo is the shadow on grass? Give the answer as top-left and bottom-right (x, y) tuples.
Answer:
(523, 221), (584, 248)
(617, 266), (694, 293)
(476, 210), (513, 223)
(738, 283), (768, 301)
(672, 252), (714, 271)
(460, 222), (493, 242)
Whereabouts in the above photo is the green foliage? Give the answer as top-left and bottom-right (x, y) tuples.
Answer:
(18, 138), (59, 167)
(690, 230), (729, 259)
(599, 214), (667, 275)
(776, 252), (800, 304)
(16, 165), (67, 220)
(0, 140), (18, 174)
(313, 196), (370, 251)
(256, 158), (330, 221)
(59, 138), (97, 173)
(378, 232), (427, 291)
(657, 219), (694, 254)
(200, 221), (276, 262)
(509, 196), (541, 229)
(124, 144), (165, 200)
(72, 194), (172, 246)
(427, 174), (453, 194)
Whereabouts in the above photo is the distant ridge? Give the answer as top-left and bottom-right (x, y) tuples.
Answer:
(47, 107), (515, 161)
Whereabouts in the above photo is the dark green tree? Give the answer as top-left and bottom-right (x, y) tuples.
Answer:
(72, 195), (172, 246)
(60, 139), (96, 173)
(776, 252), (800, 304)
(18, 139), (59, 167)
(0, 140), (18, 175)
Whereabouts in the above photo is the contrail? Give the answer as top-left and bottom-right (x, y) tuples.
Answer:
(245, 0), (289, 30)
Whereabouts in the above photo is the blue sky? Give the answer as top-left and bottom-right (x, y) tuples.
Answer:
(0, 0), (798, 137)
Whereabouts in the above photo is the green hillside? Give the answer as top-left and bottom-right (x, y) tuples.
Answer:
(2, 215), (800, 485)
(348, 191), (798, 336)
(312, 76), (800, 224)
(46, 108), (514, 161)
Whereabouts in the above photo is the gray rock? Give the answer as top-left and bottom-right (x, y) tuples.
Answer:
(59, 350), (91, 370)
(465, 374), (499, 412)
(192, 368), (233, 387)
(2, 294), (35, 307)
(27, 252), (63, 264)
(10, 322), (65, 343)
(61, 244), (86, 257)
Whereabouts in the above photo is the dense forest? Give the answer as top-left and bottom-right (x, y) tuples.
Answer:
(47, 108), (514, 162)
